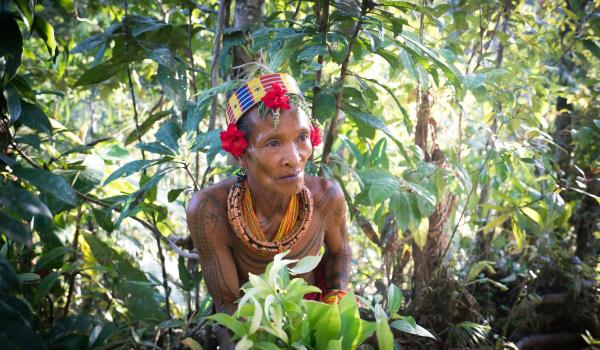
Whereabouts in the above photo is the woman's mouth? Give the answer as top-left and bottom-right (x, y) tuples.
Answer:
(279, 171), (303, 181)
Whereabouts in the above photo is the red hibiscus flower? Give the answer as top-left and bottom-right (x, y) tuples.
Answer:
(310, 124), (322, 147)
(262, 83), (291, 110)
(220, 123), (248, 157)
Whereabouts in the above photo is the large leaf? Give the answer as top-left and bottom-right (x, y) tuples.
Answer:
(103, 159), (157, 185)
(12, 167), (77, 206)
(154, 119), (182, 152)
(390, 318), (435, 338)
(413, 217), (429, 250)
(18, 101), (53, 134)
(369, 176), (399, 204)
(387, 283), (403, 315)
(0, 294), (46, 350)
(0, 255), (20, 293)
(74, 54), (142, 86)
(315, 303), (341, 350)
(34, 247), (74, 272)
(5, 85), (21, 123)
(0, 183), (52, 220)
(33, 271), (60, 306)
(32, 15), (57, 56)
(0, 211), (30, 244)
(390, 192), (410, 232)
(0, 14), (23, 84)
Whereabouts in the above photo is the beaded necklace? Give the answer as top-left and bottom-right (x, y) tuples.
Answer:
(227, 178), (313, 255)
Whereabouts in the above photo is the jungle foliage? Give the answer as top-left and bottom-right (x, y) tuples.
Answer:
(0, 0), (599, 349)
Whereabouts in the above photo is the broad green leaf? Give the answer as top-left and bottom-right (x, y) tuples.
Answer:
(520, 207), (542, 225)
(390, 319), (435, 338)
(406, 182), (436, 217)
(482, 213), (511, 233)
(315, 303), (341, 350)
(314, 91), (337, 124)
(375, 305), (394, 350)
(289, 253), (322, 275)
(103, 159), (157, 185)
(5, 85), (21, 123)
(0, 211), (30, 244)
(206, 313), (247, 338)
(168, 188), (185, 202)
(0, 255), (20, 293)
(296, 45), (328, 62)
(74, 54), (142, 86)
(254, 342), (280, 350)
(390, 192), (410, 232)
(581, 39), (600, 60)
(178, 255), (192, 291)
(154, 119), (181, 152)
(136, 142), (175, 156)
(339, 291), (361, 349)
(413, 217), (429, 250)
(355, 75), (412, 133)
(369, 176), (398, 204)
(12, 167), (77, 205)
(19, 101), (52, 134)
(92, 208), (114, 232)
(387, 284), (403, 315)
(0, 14), (23, 84)
(34, 271), (60, 306)
(235, 335), (253, 350)
(0, 294), (46, 349)
(34, 246), (74, 272)
(0, 183), (52, 220)
(17, 272), (40, 283)
(511, 218), (526, 252)
(249, 297), (262, 334)
(32, 15), (57, 56)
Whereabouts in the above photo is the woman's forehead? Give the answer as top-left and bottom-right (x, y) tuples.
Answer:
(247, 108), (310, 135)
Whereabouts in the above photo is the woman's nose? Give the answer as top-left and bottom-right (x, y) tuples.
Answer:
(282, 143), (302, 168)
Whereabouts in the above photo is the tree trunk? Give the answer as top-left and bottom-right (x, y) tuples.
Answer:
(232, 0), (265, 72)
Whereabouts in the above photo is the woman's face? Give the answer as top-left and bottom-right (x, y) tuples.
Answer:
(240, 107), (312, 196)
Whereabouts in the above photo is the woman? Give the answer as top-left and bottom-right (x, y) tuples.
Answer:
(186, 73), (351, 347)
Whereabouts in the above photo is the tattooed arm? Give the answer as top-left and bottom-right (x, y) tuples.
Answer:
(321, 180), (352, 291)
(187, 190), (239, 348)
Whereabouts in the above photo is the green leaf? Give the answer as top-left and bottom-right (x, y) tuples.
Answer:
(17, 272), (40, 283)
(0, 183), (52, 220)
(482, 213), (511, 233)
(0, 255), (20, 293)
(369, 176), (398, 204)
(375, 305), (394, 350)
(136, 142), (175, 156)
(19, 101), (52, 134)
(154, 119), (181, 152)
(390, 319), (435, 338)
(390, 192), (410, 232)
(157, 65), (185, 108)
(582, 39), (600, 60)
(387, 284), (403, 315)
(296, 45), (328, 62)
(74, 54), (140, 86)
(5, 85), (21, 124)
(511, 218), (526, 252)
(178, 255), (192, 291)
(355, 75), (412, 133)
(206, 313), (247, 338)
(92, 208), (114, 232)
(34, 247), (74, 272)
(314, 91), (337, 124)
(32, 15), (57, 56)
(406, 182), (436, 217)
(168, 188), (185, 202)
(103, 159), (157, 185)
(124, 110), (171, 145)
(413, 217), (429, 250)
(520, 207), (541, 225)
(0, 211), (34, 246)
(315, 303), (341, 350)
(181, 338), (204, 350)
(13, 167), (77, 206)
(0, 14), (23, 84)
(339, 291), (362, 349)
(191, 130), (222, 165)
(34, 271), (60, 306)
(289, 253), (322, 275)
(0, 294), (46, 349)
(253, 342), (279, 350)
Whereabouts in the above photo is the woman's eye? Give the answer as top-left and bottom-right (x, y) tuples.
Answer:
(267, 140), (279, 147)
(298, 133), (309, 142)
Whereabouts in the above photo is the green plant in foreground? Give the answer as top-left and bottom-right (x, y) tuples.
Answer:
(207, 251), (435, 349)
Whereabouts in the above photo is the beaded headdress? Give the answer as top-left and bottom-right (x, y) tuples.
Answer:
(220, 73), (322, 157)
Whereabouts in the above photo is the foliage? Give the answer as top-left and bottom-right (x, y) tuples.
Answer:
(0, 0), (598, 349)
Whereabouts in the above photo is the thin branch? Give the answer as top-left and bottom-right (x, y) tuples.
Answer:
(312, 0), (330, 122)
(208, 0), (230, 131)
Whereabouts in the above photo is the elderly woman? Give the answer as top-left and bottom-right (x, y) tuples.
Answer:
(186, 73), (351, 347)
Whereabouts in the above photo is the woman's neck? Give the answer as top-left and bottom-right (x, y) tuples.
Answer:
(245, 177), (290, 220)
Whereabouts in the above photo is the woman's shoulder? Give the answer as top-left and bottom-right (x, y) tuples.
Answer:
(186, 177), (237, 217)
(304, 175), (344, 208)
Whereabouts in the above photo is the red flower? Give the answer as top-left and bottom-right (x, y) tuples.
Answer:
(220, 123), (248, 157)
(310, 124), (322, 147)
(262, 83), (291, 110)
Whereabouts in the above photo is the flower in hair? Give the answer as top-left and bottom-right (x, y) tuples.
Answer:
(220, 123), (248, 157)
(310, 123), (322, 147)
(261, 83), (291, 111)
